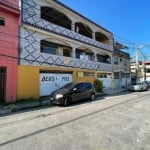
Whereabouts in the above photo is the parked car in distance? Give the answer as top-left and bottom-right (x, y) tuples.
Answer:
(145, 81), (150, 88)
(128, 81), (148, 92)
(50, 82), (96, 106)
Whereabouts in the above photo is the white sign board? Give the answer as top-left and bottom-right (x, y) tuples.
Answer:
(40, 73), (72, 96)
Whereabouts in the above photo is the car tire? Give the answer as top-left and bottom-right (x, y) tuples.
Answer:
(90, 93), (95, 101)
(63, 97), (71, 106)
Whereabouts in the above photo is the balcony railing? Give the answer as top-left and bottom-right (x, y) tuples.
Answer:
(22, 1), (113, 52)
(113, 64), (130, 72)
(21, 52), (113, 72)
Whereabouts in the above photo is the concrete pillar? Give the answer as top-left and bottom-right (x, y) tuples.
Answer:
(72, 47), (76, 58)
(71, 22), (75, 32)
(58, 47), (63, 56)
(92, 32), (95, 40)
(94, 52), (97, 62)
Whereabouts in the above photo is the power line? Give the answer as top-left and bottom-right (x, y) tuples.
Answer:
(1, 0), (150, 61)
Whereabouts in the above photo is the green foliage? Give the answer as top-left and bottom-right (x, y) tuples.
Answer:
(94, 79), (103, 92)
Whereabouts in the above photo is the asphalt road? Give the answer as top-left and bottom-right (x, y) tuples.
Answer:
(0, 91), (150, 150)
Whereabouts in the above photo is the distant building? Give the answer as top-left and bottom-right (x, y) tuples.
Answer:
(113, 42), (131, 88)
(0, 0), (19, 103)
(131, 61), (150, 82)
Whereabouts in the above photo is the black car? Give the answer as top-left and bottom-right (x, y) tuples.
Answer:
(50, 82), (96, 106)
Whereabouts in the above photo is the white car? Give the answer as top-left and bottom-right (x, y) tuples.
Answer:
(128, 81), (148, 91)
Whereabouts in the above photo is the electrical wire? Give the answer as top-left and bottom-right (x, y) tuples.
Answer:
(1, 0), (149, 62)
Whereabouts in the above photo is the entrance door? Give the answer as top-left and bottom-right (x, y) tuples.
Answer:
(0, 68), (6, 103)
(98, 74), (112, 89)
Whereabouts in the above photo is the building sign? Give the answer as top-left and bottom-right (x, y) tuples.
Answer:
(77, 71), (84, 77)
(40, 73), (72, 96)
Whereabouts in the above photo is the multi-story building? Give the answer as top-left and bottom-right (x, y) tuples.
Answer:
(113, 42), (131, 88)
(131, 61), (150, 82)
(18, 0), (114, 99)
(0, 0), (19, 103)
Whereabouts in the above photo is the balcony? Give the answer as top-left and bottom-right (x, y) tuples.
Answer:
(22, 5), (113, 52)
(21, 52), (112, 72)
(113, 64), (130, 72)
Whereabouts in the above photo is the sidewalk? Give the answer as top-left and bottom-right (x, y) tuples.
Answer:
(0, 88), (127, 116)
(103, 87), (128, 95)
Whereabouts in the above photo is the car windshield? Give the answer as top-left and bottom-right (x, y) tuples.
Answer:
(61, 82), (76, 89)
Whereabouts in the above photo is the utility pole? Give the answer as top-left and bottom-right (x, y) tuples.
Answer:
(135, 45), (140, 82)
(135, 44), (150, 82)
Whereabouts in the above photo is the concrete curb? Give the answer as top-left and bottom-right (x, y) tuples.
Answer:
(0, 89), (127, 116)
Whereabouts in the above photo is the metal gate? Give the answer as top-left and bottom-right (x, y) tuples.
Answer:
(0, 68), (6, 103)
(39, 72), (72, 96)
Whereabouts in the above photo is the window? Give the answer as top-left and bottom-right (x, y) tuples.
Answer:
(98, 74), (107, 78)
(63, 49), (71, 57)
(75, 83), (85, 90)
(41, 7), (71, 30)
(114, 57), (118, 65)
(41, 40), (57, 54)
(76, 49), (93, 61)
(146, 69), (150, 73)
(84, 83), (92, 89)
(114, 72), (119, 79)
(97, 54), (111, 64)
(0, 17), (5, 26)
(84, 72), (95, 77)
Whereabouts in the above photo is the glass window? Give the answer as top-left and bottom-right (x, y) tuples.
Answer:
(75, 83), (85, 90)
(114, 72), (119, 79)
(41, 40), (57, 54)
(0, 17), (5, 26)
(85, 83), (92, 89)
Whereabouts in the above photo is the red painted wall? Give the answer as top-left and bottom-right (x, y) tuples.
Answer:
(0, 0), (19, 102)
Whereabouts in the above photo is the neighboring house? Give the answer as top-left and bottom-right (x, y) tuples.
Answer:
(113, 42), (131, 88)
(0, 0), (19, 103)
(131, 61), (150, 82)
(18, 0), (114, 99)
(145, 62), (150, 81)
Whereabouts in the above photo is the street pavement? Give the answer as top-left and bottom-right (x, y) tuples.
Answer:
(0, 90), (150, 150)
(0, 88), (127, 116)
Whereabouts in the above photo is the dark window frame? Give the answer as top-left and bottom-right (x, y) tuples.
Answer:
(0, 17), (5, 26)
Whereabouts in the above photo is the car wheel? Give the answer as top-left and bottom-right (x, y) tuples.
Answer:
(63, 97), (71, 106)
(90, 93), (95, 101)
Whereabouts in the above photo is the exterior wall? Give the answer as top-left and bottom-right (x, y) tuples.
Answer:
(17, 65), (97, 100)
(21, 0), (113, 52)
(20, 26), (113, 71)
(18, 0), (115, 99)
(0, 0), (19, 102)
(113, 50), (131, 88)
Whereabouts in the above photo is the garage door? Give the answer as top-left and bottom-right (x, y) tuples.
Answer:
(40, 73), (72, 96)
(98, 74), (112, 89)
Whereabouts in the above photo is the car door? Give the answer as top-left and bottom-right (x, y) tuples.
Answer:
(72, 83), (85, 102)
(84, 83), (93, 99)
